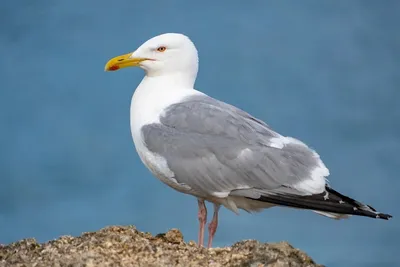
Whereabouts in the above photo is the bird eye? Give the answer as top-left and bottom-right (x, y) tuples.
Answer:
(156, 46), (167, 52)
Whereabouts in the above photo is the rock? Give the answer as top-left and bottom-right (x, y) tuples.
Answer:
(0, 226), (323, 267)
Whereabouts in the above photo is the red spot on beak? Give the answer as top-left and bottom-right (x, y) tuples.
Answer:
(109, 65), (120, 71)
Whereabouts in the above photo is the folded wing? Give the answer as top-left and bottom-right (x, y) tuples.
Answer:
(142, 94), (328, 198)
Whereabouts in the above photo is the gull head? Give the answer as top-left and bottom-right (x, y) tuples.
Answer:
(105, 33), (199, 78)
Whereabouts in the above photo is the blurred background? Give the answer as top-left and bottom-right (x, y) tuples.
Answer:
(1, 1), (399, 266)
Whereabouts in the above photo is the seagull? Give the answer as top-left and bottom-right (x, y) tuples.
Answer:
(104, 33), (392, 248)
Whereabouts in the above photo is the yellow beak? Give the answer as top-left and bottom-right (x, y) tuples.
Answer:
(104, 53), (147, 71)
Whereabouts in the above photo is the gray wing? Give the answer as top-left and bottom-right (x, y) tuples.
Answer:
(141, 94), (328, 199)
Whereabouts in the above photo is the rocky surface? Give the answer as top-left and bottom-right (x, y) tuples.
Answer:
(0, 226), (323, 267)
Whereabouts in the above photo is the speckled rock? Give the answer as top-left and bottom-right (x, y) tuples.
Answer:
(0, 226), (323, 267)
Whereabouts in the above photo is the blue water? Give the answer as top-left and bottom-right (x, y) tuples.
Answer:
(1, 1), (399, 266)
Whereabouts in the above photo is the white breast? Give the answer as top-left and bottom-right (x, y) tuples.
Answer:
(129, 76), (203, 192)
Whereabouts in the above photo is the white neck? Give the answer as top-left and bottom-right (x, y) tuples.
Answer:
(143, 70), (197, 88)
(129, 73), (204, 145)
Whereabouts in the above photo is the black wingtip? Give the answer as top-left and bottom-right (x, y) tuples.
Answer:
(376, 213), (392, 220)
(246, 186), (392, 221)
(325, 187), (392, 220)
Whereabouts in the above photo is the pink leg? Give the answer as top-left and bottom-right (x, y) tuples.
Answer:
(207, 204), (220, 248)
(197, 199), (207, 247)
